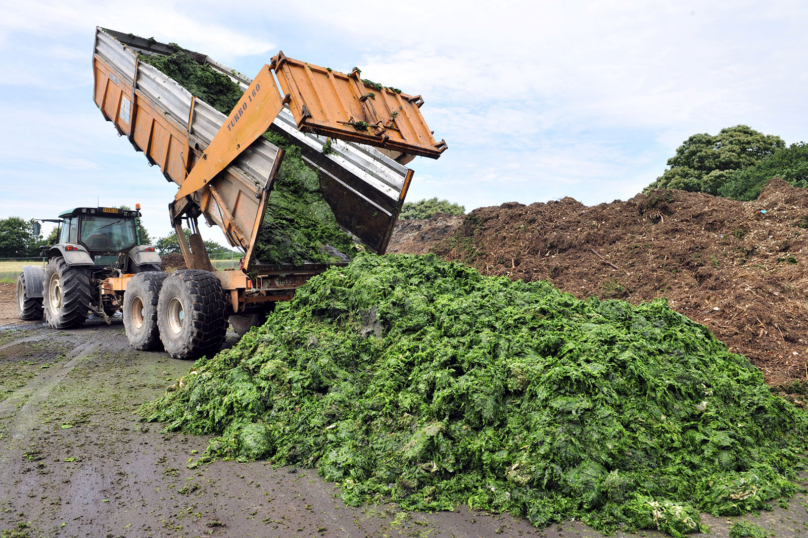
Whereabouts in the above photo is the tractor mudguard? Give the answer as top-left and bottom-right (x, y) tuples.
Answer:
(128, 245), (162, 267)
(49, 245), (95, 267)
(21, 266), (45, 298)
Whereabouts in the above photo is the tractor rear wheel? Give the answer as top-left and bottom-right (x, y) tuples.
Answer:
(123, 272), (168, 350)
(157, 270), (227, 360)
(16, 272), (44, 321)
(43, 257), (91, 329)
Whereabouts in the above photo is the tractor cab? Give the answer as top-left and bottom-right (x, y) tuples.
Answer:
(16, 206), (163, 329)
(49, 207), (160, 274)
(57, 207), (140, 258)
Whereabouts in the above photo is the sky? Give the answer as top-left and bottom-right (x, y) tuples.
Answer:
(1, 0), (807, 245)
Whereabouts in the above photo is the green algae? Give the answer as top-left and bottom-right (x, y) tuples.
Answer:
(253, 132), (360, 266)
(139, 45), (243, 117)
(141, 254), (808, 536)
(138, 44), (359, 267)
(729, 521), (767, 538)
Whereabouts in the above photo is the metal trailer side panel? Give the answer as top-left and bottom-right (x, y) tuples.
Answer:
(92, 28), (282, 255)
(93, 28), (419, 267)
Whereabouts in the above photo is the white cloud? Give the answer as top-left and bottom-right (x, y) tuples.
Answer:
(1, 0), (808, 237)
(0, 0), (275, 60)
(0, 105), (131, 166)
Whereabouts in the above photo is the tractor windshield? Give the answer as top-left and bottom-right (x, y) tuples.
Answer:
(80, 216), (138, 251)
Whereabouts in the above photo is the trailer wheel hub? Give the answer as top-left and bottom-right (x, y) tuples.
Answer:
(48, 274), (62, 311)
(167, 297), (184, 334)
(131, 296), (145, 329)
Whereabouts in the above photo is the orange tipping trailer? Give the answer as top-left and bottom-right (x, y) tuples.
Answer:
(84, 27), (447, 358)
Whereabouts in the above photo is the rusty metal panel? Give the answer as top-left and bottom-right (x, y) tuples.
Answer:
(272, 53), (447, 159)
(174, 67), (284, 200)
(187, 98), (284, 254)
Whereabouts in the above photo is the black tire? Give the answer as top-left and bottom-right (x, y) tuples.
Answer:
(16, 272), (44, 321)
(157, 270), (227, 360)
(43, 258), (92, 329)
(230, 312), (269, 337)
(123, 272), (168, 350)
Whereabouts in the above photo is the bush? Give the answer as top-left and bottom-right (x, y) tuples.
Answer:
(154, 229), (234, 258)
(400, 198), (465, 220)
(0, 217), (42, 257)
(718, 142), (808, 200)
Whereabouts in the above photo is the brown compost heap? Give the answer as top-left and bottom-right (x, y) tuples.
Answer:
(388, 179), (808, 390)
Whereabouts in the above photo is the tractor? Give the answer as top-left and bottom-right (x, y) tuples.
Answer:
(17, 206), (160, 328)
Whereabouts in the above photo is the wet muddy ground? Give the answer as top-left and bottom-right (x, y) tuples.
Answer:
(1, 295), (808, 537)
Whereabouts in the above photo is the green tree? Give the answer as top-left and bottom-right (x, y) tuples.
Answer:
(154, 229), (235, 258)
(43, 226), (59, 246)
(645, 125), (785, 195)
(400, 197), (465, 220)
(0, 217), (41, 257)
(719, 142), (808, 200)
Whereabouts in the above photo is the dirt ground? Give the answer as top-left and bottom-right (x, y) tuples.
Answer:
(389, 180), (808, 389)
(0, 283), (22, 328)
(1, 285), (808, 537)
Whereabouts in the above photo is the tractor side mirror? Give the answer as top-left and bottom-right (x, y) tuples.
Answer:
(32, 221), (41, 236)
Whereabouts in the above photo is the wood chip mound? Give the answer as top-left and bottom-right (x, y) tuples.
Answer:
(389, 179), (808, 389)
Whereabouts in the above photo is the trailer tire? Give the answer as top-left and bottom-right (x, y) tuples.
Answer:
(43, 257), (91, 329)
(157, 270), (227, 360)
(229, 312), (269, 337)
(16, 272), (44, 321)
(123, 272), (168, 350)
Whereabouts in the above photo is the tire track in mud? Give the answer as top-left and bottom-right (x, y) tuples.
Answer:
(0, 334), (102, 474)
(0, 331), (50, 353)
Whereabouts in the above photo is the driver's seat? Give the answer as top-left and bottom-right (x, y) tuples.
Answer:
(87, 233), (114, 250)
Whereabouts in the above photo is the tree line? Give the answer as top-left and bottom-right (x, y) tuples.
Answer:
(0, 213), (234, 259)
(645, 125), (808, 200)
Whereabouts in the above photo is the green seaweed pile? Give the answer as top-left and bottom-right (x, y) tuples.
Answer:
(729, 521), (768, 538)
(140, 44), (358, 266)
(252, 132), (361, 266)
(139, 45), (243, 116)
(141, 254), (808, 536)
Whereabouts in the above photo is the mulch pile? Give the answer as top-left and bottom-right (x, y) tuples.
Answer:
(387, 213), (463, 255)
(160, 253), (187, 273)
(391, 179), (808, 389)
